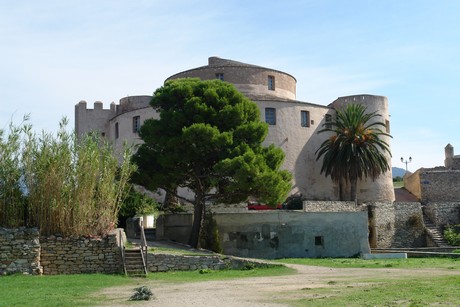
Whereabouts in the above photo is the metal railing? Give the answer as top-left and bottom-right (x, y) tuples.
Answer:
(118, 229), (127, 276)
(139, 220), (148, 276)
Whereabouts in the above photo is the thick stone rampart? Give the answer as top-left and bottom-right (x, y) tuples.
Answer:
(40, 231), (122, 275)
(0, 227), (41, 275)
(419, 169), (460, 202)
(369, 202), (425, 248)
(424, 202), (460, 229)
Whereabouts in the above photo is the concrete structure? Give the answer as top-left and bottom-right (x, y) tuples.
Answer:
(75, 56), (394, 203)
(156, 210), (370, 259)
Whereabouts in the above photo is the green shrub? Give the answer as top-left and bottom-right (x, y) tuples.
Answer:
(118, 187), (160, 227)
(283, 194), (304, 210)
(444, 224), (460, 246)
(129, 286), (154, 301)
(199, 211), (223, 253)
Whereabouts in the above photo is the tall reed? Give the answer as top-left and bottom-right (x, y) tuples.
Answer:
(0, 117), (136, 236)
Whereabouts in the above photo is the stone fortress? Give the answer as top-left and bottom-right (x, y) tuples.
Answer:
(75, 56), (394, 204)
(75, 57), (459, 256)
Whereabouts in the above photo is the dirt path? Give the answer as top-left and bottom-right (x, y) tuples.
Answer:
(98, 264), (459, 306)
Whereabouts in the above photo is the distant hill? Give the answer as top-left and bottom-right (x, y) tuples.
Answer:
(392, 167), (405, 178)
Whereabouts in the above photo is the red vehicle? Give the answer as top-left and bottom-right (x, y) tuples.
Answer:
(247, 202), (282, 210)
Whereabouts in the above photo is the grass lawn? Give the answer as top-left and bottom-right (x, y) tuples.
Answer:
(275, 257), (460, 306)
(275, 256), (460, 269)
(0, 274), (134, 306)
(285, 275), (460, 307)
(0, 258), (458, 306)
(146, 264), (295, 283)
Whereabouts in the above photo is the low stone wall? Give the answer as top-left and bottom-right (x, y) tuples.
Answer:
(40, 230), (123, 275)
(0, 227), (41, 275)
(147, 253), (269, 272)
(369, 202), (425, 248)
(424, 202), (460, 229)
(303, 201), (364, 212)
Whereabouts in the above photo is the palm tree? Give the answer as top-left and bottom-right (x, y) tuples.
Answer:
(315, 103), (392, 203)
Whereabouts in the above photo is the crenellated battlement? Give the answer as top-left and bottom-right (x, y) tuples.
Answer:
(75, 100), (116, 138)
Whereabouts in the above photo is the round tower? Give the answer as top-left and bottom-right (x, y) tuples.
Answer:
(330, 94), (394, 203)
(166, 57), (297, 101)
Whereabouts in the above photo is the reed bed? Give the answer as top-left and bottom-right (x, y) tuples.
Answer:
(0, 117), (135, 236)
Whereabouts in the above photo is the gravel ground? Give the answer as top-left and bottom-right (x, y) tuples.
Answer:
(97, 263), (459, 306)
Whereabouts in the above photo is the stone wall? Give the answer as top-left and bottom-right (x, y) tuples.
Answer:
(40, 230), (122, 275)
(303, 201), (364, 212)
(0, 227), (41, 275)
(369, 202), (426, 248)
(419, 169), (460, 202)
(147, 253), (270, 272)
(424, 202), (460, 229)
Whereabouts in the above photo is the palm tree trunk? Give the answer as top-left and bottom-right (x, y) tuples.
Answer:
(350, 178), (358, 205)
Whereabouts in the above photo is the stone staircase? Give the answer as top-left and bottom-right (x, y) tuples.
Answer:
(123, 248), (148, 277)
(423, 214), (449, 247)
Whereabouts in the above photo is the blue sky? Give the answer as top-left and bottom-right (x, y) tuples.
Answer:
(1, 0), (459, 172)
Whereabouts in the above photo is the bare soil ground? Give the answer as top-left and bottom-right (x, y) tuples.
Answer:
(97, 263), (458, 306)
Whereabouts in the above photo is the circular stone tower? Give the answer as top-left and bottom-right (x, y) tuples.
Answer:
(330, 94), (395, 202)
(166, 56), (297, 101)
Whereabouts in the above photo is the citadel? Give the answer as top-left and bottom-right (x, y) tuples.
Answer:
(74, 57), (459, 257)
(75, 56), (394, 204)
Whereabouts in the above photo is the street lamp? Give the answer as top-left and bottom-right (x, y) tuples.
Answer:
(401, 156), (412, 173)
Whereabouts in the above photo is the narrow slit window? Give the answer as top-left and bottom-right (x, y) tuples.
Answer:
(268, 75), (275, 90)
(133, 116), (141, 133)
(115, 122), (119, 139)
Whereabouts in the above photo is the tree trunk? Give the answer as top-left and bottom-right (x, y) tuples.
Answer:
(164, 187), (179, 210)
(188, 195), (206, 248)
(350, 178), (358, 205)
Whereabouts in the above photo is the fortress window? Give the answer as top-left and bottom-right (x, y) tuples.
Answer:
(315, 236), (324, 246)
(216, 73), (224, 81)
(133, 116), (141, 133)
(325, 114), (332, 129)
(265, 107), (276, 125)
(268, 75), (275, 90)
(385, 120), (390, 133)
(115, 122), (119, 139)
(301, 111), (310, 127)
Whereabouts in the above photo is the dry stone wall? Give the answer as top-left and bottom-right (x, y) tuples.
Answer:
(147, 253), (268, 272)
(369, 202), (426, 248)
(303, 201), (365, 212)
(0, 227), (41, 275)
(40, 231), (122, 275)
(0, 228), (123, 275)
(424, 202), (460, 229)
